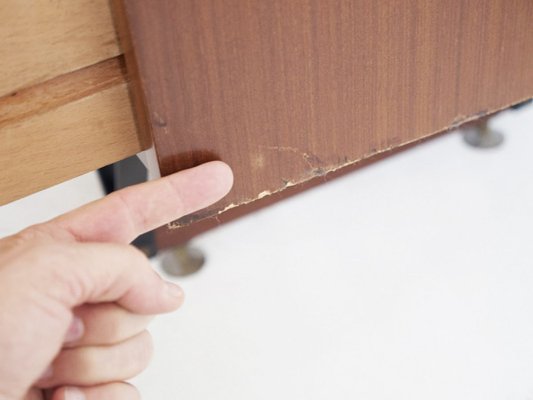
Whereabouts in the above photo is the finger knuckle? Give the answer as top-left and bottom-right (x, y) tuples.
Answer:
(104, 313), (128, 343)
(78, 348), (101, 378)
(14, 225), (50, 244)
(15, 223), (73, 246)
(117, 243), (150, 268)
(110, 189), (150, 234)
(41, 245), (89, 304)
(57, 347), (101, 384)
(129, 331), (154, 373)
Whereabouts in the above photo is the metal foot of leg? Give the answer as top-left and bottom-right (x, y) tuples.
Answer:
(462, 120), (504, 149)
(160, 245), (206, 277)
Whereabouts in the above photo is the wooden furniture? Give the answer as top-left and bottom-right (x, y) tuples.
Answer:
(0, 0), (145, 206)
(1, 1), (532, 245)
(116, 0), (533, 228)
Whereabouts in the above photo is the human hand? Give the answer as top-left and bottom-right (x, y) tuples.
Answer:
(0, 161), (233, 400)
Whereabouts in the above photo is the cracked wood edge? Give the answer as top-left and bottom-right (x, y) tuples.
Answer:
(168, 97), (532, 229)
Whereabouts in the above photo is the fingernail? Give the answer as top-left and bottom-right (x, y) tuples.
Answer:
(64, 316), (84, 343)
(64, 387), (86, 400)
(165, 282), (184, 299)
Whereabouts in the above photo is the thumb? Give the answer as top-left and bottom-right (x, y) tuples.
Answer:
(0, 239), (183, 399)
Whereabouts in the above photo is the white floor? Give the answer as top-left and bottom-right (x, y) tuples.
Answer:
(1, 105), (532, 399)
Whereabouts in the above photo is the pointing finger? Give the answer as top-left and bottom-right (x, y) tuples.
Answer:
(49, 161), (233, 244)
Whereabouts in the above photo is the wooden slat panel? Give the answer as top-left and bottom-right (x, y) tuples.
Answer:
(0, 83), (142, 205)
(0, 57), (127, 130)
(0, 0), (120, 97)
(117, 0), (533, 226)
(0, 1), (147, 205)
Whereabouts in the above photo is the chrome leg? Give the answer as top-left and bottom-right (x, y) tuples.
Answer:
(463, 119), (504, 149)
(159, 244), (206, 277)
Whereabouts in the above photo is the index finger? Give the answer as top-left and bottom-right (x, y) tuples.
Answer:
(49, 161), (233, 244)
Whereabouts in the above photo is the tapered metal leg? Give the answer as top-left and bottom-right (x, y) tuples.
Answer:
(463, 120), (504, 149)
(160, 245), (206, 277)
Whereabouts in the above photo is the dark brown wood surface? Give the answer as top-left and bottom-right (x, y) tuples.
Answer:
(116, 0), (533, 228)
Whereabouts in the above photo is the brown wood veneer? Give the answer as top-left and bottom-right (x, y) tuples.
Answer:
(116, 0), (533, 229)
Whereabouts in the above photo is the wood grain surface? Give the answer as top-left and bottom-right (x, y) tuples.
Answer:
(0, 1), (147, 205)
(117, 0), (533, 227)
(0, 57), (126, 131)
(0, 0), (120, 97)
(0, 82), (143, 205)
(155, 128), (451, 246)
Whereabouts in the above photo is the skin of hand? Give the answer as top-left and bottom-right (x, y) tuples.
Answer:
(0, 161), (233, 400)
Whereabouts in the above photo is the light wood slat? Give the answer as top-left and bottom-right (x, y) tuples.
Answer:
(0, 83), (144, 205)
(0, 56), (126, 130)
(0, 0), (120, 97)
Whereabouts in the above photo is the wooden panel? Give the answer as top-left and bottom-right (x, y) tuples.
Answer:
(0, 0), (120, 97)
(0, 82), (143, 205)
(0, 1), (148, 205)
(117, 0), (533, 227)
(155, 129), (451, 247)
(0, 57), (126, 130)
